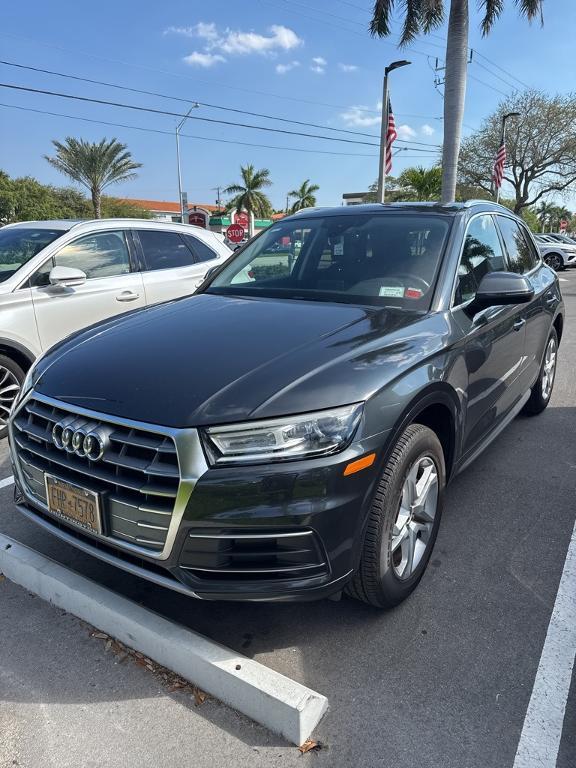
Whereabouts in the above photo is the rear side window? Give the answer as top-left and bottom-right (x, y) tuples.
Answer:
(454, 215), (506, 305)
(497, 216), (539, 274)
(52, 231), (131, 279)
(137, 230), (194, 271)
(182, 234), (218, 263)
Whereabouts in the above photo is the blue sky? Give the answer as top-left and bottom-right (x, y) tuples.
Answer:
(1, 0), (575, 210)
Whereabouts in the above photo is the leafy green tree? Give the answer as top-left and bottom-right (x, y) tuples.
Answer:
(100, 196), (152, 218)
(396, 166), (442, 201)
(288, 179), (320, 213)
(370, 0), (543, 205)
(45, 137), (142, 218)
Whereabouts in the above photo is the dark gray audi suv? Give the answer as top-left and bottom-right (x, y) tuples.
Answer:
(9, 202), (564, 608)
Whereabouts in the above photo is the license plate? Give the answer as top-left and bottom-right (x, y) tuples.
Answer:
(44, 474), (102, 534)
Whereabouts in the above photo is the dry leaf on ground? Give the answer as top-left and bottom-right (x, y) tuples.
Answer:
(298, 738), (321, 754)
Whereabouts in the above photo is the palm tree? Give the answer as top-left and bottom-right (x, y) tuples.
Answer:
(288, 179), (320, 213)
(370, 1), (543, 205)
(224, 164), (273, 236)
(45, 137), (142, 218)
(397, 166), (442, 201)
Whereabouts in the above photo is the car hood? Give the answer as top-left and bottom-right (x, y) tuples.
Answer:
(32, 292), (440, 428)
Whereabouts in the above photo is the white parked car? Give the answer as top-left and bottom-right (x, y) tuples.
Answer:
(533, 234), (576, 271)
(0, 218), (232, 436)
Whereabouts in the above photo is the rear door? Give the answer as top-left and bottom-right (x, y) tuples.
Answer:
(451, 214), (528, 455)
(134, 229), (212, 306)
(30, 229), (146, 352)
(495, 214), (557, 392)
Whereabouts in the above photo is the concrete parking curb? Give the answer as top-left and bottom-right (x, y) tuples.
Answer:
(0, 533), (328, 745)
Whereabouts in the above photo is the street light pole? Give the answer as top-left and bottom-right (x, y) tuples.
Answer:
(495, 111), (520, 204)
(377, 60), (411, 204)
(176, 103), (199, 223)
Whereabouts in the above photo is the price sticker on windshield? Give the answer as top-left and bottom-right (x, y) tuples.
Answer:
(379, 286), (405, 298)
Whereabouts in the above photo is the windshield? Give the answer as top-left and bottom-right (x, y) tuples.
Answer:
(206, 213), (451, 309)
(0, 227), (65, 283)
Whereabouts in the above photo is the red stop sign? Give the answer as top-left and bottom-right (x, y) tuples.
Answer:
(226, 224), (245, 243)
(234, 212), (249, 228)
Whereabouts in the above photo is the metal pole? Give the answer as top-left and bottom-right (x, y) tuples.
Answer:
(176, 127), (184, 223)
(377, 70), (390, 204)
(495, 116), (506, 205)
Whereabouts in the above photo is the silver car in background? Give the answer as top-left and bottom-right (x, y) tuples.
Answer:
(0, 218), (232, 436)
(533, 233), (576, 271)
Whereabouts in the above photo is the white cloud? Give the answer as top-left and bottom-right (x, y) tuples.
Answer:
(421, 123), (435, 136)
(397, 124), (416, 139)
(338, 63), (358, 72)
(276, 60), (300, 74)
(310, 56), (327, 74)
(340, 105), (380, 127)
(183, 51), (226, 68)
(164, 26), (196, 37)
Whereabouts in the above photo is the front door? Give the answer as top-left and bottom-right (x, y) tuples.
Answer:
(451, 214), (528, 455)
(30, 229), (146, 352)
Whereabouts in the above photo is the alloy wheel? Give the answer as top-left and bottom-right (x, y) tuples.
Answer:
(391, 455), (439, 580)
(0, 365), (21, 430)
(541, 336), (557, 401)
(546, 253), (563, 271)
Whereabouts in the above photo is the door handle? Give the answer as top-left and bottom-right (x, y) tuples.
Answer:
(116, 291), (140, 302)
(513, 318), (526, 331)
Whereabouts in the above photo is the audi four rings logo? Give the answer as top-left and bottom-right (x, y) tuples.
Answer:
(52, 422), (108, 461)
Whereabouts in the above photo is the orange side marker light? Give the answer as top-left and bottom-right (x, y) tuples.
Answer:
(343, 452), (376, 476)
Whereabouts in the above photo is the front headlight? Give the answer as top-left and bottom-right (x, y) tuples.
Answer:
(202, 403), (363, 465)
(10, 360), (38, 418)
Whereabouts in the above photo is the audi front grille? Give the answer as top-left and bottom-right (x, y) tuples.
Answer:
(11, 393), (182, 555)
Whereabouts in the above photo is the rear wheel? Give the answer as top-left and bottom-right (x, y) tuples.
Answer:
(346, 424), (445, 608)
(544, 252), (564, 271)
(523, 329), (558, 415)
(0, 355), (25, 439)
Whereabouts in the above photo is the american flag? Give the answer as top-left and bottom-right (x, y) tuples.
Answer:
(492, 141), (506, 189)
(385, 100), (398, 174)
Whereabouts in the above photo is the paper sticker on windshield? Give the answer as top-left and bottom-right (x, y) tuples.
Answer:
(405, 287), (423, 299)
(379, 286), (405, 298)
(333, 241), (344, 256)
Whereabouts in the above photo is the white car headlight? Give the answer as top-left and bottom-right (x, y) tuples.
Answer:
(202, 403), (363, 465)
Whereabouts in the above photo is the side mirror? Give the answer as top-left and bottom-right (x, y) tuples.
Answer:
(49, 266), (87, 288)
(467, 271), (534, 316)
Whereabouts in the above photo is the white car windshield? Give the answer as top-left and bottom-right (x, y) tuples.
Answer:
(206, 213), (451, 309)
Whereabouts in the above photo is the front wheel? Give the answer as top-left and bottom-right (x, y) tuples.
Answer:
(544, 252), (564, 271)
(0, 355), (25, 440)
(346, 424), (445, 608)
(523, 329), (558, 415)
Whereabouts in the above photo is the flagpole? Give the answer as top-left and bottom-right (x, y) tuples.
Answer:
(377, 60), (411, 204)
(495, 111), (521, 204)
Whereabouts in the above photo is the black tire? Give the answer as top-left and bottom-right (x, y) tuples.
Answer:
(545, 252), (564, 271)
(523, 328), (558, 416)
(346, 424), (446, 608)
(0, 355), (25, 440)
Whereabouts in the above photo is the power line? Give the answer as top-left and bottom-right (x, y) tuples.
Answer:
(0, 59), (385, 140)
(0, 101), (439, 157)
(0, 82), (442, 149)
(0, 32), (440, 119)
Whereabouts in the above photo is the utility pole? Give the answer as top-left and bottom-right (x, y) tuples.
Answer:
(377, 60), (411, 204)
(176, 103), (199, 223)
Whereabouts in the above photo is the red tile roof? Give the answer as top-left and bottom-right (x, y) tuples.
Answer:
(122, 198), (221, 213)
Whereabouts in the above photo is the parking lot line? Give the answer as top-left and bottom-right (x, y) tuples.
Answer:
(0, 475), (14, 489)
(513, 519), (576, 768)
(0, 532), (328, 746)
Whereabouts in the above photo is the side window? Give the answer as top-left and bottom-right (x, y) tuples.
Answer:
(497, 216), (538, 274)
(137, 230), (194, 271)
(182, 234), (218, 263)
(30, 258), (55, 288)
(53, 231), (131, 279)
(454, 215), (506, 306)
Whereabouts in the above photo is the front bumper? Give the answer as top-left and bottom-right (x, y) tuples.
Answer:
(10, 392), (384, 602)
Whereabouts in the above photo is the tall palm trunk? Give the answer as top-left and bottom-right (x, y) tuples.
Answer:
(441, 0), (469, 204)
(91, 187), (101, 219)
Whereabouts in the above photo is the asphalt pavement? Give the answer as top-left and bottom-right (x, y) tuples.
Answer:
(1, 272), (575, 768)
